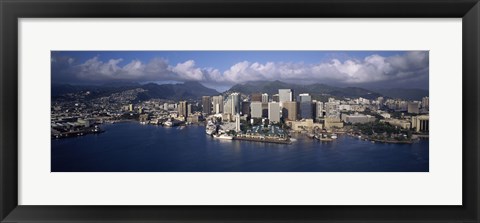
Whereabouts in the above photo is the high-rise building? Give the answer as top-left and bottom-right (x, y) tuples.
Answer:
(202, 96), (212, 115)
(230, 92), (241, 115)
(261, 93), (269, 103)
(272, 94), (280, 102)
(212, 95), (224, 114)
(408, 102), (420, 114)
(282, 101), (298, 121)
(224, 98), (232, 115)
(187, 104), (192, 115)
(241, 101), (250, 116)
(235, 114), (241, 132)
(422, 96), (429, 110)
(297, 93), (312, 119)
(268, 102), (280, 123)
(178, 101), (188, 119)
(250, 102), (263, 118)
(251, 93), (262, 102)
(279, 89), (293, 105)
(316, 101), (324, 118)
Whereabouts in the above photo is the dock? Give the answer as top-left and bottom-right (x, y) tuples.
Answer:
(234, 136), (291, 144)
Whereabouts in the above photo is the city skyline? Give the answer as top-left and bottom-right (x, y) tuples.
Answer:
(51, 51), (429, 92)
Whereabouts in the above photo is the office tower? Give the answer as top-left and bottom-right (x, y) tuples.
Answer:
(235, 114), (241, 132)
(261, 93), (269, 103)
(187, 104), (192, 115)
(422, 96), (429, 110)
(279, 89), (293, 105)
(297, 93), (312, 119)
(250, 102), (263, 118)
(407, 102), (420, 114)
(178, 101), (188, 118)
(230, 92), (241, 115)
(212, 95), (224, 114)
(282, 101), (298, 121)
(202, 96), (212, 115)
(268, 102), (280, 123)
(316, 101), (324, 118)
(251, 93), (262, 102)
(241, 101), (250, 116)
(272, 94), (279, 102)
(224, 98), (232, 115)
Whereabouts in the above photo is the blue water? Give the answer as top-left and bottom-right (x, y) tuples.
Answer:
(51, 122), (429, 172)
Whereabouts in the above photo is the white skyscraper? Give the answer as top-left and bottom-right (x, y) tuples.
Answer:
(235, 114), (241, 132)
(250, 102), (263, 118)
(212, 95), (224, 114)
(279, 89), (293, 106)
(261, 93), (269, 103)
(268, 102), (280, 123)
(316, 101), (324, 118)
(230, 92), (241, 115)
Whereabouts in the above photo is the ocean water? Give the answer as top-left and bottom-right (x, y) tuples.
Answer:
(51, 122), (429, 172)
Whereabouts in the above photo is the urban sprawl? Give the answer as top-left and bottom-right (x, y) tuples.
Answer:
(51, 88), (429, 144)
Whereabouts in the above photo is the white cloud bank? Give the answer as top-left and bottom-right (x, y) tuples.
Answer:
(53, 51), (428, 88)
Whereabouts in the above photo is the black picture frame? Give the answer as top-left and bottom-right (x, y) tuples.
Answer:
(1, 0), (479, 222)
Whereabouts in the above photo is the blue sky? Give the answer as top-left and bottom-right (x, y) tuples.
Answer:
(51, 51), (429, 92)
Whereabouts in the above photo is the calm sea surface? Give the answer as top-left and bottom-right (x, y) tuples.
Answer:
(51, 122), (429, 172)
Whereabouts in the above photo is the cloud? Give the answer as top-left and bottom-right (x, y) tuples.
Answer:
(52, 51), (428, 89)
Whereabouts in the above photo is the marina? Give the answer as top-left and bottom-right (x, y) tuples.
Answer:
(52, 122), (429, 172)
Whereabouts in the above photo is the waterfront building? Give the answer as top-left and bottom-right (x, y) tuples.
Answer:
(285, 119), (322, 132)
(202, 96), (212, 115)
(279, 89), (293, 106)
(250, 102), (263, 118)
(139, 114), (149, 123)
(262, 93), (269, 103)
(178, 101), (188, 120)
(407, 102), (420, 114)
(212, 95), (224, 114)
(297, 93), (312, 119)
(268, 102), (281, 123)
(187, 114), (201, 123)
(129, 104), (133, 112)
(251, 93), (262, 102)
(241, 101), (250, 116)
(325, 101), (340, 118)
(282, 101), (298, 121)
(324, 117), (344, 129)
(316, 101), (324, 119)
(342, 113), (376, 124)
(412, 115), (429, 132)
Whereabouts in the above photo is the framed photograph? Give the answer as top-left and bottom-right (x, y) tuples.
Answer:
(1, 0), (479, 222)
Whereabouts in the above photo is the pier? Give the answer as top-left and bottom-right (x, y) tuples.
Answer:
(234, 136), (291, 144)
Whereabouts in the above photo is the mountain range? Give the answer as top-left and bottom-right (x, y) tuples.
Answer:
(52, 80), (428, 101)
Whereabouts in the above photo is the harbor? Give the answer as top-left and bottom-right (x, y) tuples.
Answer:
(52, 122), (429, 172)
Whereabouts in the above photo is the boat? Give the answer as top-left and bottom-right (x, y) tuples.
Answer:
(164, 120), (173, 127)
(213, 134), (233, 140)
(331, 133), (338, 139)
(319, 137), (333, 142)
(205, 121), (217, 135)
